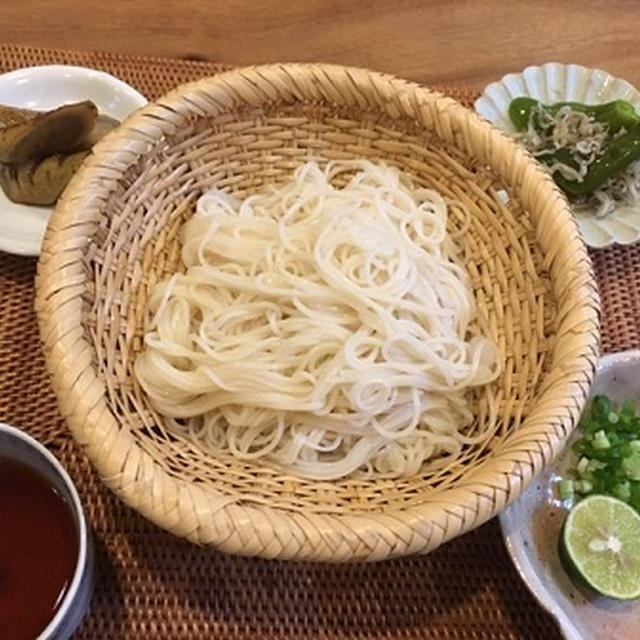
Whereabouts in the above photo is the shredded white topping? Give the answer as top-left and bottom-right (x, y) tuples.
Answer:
(516, 103), (640, 218)
(580, 159), (640, 218)
(516, 104), (609, 182)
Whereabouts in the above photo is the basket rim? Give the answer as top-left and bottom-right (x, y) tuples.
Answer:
(35, 62), (600, 561)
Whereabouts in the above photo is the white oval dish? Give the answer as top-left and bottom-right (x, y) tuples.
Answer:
(475, 63), (640, 249)
(0, 65), (147, 257)
(500, 350), (640, 640)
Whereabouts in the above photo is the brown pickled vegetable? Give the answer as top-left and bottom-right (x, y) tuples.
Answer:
(0, 151), (89, 205)
(0, 104), (39, 127)
(0, 101), (122, 206)
(0, 106), (119, 151)
(0, 100), (97, 164)
(75, 114), (119, 150)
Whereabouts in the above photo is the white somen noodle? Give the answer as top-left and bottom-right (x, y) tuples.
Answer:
(134, 160), (501, 480)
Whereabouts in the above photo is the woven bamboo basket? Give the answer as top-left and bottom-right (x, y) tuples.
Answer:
(35, 64), (600, 562)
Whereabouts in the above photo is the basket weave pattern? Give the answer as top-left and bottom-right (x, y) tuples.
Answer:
(36, 64), (600, 561)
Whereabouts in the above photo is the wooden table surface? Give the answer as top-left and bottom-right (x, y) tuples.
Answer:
(1, 0), (639, 92)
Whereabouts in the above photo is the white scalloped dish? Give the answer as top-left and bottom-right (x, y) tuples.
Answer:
(475, 63), (640, 249)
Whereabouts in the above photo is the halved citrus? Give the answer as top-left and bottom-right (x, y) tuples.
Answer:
(562, 494), (640, 600)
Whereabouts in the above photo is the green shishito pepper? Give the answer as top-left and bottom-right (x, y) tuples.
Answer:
(508, 96), (640, 133)
(508, 96), (640, 196)
(554, 125), (640, 196)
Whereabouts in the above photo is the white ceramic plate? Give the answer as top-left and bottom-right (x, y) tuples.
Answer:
(0, 65), (147, 256)
(475, 62), (640, 249)
(500, 350), (640, 640)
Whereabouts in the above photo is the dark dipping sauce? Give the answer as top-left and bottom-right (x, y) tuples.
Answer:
(0, 457), (78, 640)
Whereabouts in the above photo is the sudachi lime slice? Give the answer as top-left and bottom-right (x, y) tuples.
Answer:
(562, 494), (640, 600)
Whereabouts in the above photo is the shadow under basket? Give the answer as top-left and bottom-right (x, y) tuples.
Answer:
(35, 63), (600, 562)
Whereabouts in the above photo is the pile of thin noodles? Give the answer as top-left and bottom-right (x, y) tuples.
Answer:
(134, 161), (501, 480)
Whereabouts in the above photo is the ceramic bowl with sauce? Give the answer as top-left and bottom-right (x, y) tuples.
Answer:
(0, 423), (93, 640)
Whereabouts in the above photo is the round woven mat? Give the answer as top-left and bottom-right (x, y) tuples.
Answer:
(0, 42), (628, 638)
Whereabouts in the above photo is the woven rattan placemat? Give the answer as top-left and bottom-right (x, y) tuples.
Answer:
(0, 43), (631, 639)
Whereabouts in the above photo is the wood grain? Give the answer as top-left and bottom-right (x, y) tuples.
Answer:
(0, 0), (638, 91)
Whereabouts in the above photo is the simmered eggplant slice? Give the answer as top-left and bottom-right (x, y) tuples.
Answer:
(0, 101), (97, 163)
(0, 104), (39, 127)
(76, 114), (120, 149)
(0, 151), (89, 205)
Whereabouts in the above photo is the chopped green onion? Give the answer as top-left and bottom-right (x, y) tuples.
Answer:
(577, 457), (590, 474)
(587, 459), (607, 473)
(615, 481), (632, 502)
(592, 430), (611, 450)
(620, 400), (637, 422)
(592, 395), (613, 420)
(560, 396), (640, 513)
(558, 479), (574, 500)
(623, 453), (640, 481)
(575, 479), (594, 494)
